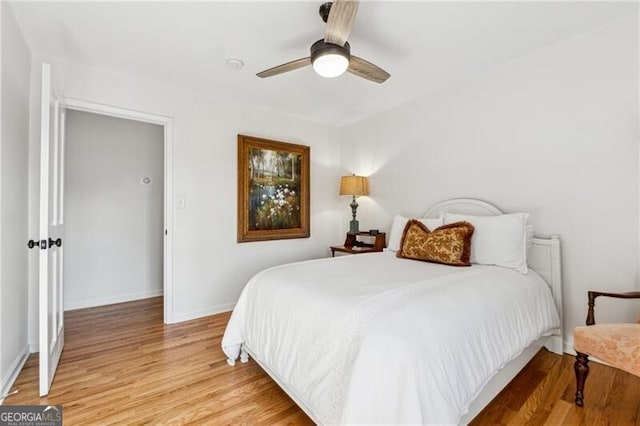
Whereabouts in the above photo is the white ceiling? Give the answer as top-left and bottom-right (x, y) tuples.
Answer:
(10, 1), (637, 127)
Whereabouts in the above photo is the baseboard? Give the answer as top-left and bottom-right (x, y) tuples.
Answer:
(564, 336), (574, 355)
(544, 334), (563, 355)
(0, 344), (29, 403)
(64, 289), (163, 311)
(169, 303), (235, 324)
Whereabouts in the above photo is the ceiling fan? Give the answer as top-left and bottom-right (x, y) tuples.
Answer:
(256, 0), (390, 84)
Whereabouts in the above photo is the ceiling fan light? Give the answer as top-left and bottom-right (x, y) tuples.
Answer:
(310, 39), (351, 79)
(312, 53), (349, 78)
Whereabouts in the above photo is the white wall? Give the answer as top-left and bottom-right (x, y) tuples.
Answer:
(0, 1), (31, 399)
(340, 14), (639, 352)
(64, 110), (164, 310)
(27, 56), (344, 343)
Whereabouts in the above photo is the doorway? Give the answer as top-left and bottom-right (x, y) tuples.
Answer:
(62, 99), (174, 323)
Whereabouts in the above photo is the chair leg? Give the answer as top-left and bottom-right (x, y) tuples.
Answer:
(574, 351), (589, 407)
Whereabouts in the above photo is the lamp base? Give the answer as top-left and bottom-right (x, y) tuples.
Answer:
(348, 219), (360, 235)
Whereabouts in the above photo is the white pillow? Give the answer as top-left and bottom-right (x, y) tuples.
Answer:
(387, 214), (444, 252)
(444, 212), (529, 273)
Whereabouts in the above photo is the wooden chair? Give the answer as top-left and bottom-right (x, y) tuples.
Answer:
(573, 290), (640, 406)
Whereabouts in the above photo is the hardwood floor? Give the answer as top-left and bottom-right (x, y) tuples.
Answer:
(471, 347), (640, 425)
(5, 297), (639, 425)
(6, 297), (312, 425)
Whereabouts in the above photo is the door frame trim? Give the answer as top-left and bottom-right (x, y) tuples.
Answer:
(62, 97), (175, 324)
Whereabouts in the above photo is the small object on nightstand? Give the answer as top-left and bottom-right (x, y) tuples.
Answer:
(369, 229), (379, 235)
(330, 232), (386, 257)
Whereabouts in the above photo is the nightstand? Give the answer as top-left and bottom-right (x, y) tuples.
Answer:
(330, 232), (386, 257)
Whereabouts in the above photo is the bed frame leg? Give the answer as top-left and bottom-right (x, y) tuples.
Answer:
(574, 351), (589, 407)
(240, 347), (249, 363)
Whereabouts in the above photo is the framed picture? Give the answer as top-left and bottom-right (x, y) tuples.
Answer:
(237, 134), (310, 243)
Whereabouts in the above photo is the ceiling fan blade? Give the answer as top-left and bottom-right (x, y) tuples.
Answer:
(347, 56), (390, 84)
(325, 0), (359, 47)
(256, 57), (311, 78)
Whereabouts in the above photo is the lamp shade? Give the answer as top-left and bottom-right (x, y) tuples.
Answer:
(340, 175), (369, 196)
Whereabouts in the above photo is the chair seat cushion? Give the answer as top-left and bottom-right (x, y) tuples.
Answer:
(574, 324), (640, 377)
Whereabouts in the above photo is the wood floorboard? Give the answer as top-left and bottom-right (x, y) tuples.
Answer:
(4, 297), (639, 424)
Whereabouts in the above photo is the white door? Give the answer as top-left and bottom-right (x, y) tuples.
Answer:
(39, 63), (65, 396)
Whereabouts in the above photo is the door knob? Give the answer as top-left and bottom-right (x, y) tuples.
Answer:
(27, 239), (39, 249)
(48, 238), (62, 248)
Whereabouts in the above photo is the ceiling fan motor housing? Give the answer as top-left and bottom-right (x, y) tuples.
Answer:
(310, 39), (351, 63)
(319, 2), (332, 22)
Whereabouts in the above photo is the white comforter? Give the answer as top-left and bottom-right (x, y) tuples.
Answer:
(222, 252), (560, 425)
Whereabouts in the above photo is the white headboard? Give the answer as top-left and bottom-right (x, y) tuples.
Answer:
(423, 198), (563, 354)
(424, 198), (503, 218)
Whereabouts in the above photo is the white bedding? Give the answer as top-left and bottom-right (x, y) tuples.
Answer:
(222, 252), (560, 424)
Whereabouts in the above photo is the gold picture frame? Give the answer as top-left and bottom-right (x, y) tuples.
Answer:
(237, 134), (310, 243)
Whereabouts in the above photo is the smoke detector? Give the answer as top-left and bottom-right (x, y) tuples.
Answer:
(226, 58), (245, 71)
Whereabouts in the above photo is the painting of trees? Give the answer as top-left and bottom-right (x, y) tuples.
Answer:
(238, 135), (310, 242)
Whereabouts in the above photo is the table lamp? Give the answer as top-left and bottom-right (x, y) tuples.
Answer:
(340, 174), (369, 235)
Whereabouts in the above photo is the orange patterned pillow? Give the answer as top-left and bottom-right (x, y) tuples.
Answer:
(397, 220), (475, 266)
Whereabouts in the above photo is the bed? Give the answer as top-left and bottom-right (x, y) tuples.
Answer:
(222, 198), (563, 424)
